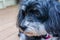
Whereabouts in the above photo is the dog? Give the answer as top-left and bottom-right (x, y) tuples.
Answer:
(17, 0), (60, 40)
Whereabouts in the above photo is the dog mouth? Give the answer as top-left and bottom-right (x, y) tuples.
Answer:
(25, 31), (52, 39)
(24, 32), (51, 39)
(24, 32), (35, 36)
(24, 27), (39, 36)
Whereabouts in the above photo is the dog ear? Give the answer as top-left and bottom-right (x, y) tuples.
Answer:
(17, 8), (26, 27)
(45, 2), (60, 35)
(17, 0), (30, 24)
(17, 0), (35, 28)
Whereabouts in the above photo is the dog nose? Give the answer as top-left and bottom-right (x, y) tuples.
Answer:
(20, 26), (27, 31)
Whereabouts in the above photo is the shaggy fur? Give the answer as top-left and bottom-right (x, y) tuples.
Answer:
(17, 0), (60, 40)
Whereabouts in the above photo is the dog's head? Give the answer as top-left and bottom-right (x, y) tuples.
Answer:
(17, 0), (60, 39)
(17, 0), (49, 36)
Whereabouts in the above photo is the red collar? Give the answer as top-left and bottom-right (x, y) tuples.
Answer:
(45, 34), (51, 40)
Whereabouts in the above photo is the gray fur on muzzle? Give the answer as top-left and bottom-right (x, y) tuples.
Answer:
(20, 20), (47, 36)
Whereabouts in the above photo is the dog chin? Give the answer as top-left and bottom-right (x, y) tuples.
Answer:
(19, 33), (58, 40)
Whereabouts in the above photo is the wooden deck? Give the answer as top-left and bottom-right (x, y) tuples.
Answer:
(0, 6), (19, 40)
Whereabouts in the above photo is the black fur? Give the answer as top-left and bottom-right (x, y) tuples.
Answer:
(17, 0), (60, 40)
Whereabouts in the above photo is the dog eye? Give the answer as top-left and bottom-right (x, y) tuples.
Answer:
(33, 9), (40, 17)
(35, 13), (39, 16)
(34, 12), (40, 17)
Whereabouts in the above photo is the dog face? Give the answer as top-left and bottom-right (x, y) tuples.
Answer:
(18, 0), (49, 36)
(17, 0), (60, 40)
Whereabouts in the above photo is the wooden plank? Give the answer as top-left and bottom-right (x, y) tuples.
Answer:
(0, 24), (18, 40)
(4, 32), (19, 40)
(0, 6), (19, 40)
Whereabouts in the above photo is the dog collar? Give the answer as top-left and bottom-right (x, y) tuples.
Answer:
(45, 34), (51, 40)
(46, 34), (51, 38)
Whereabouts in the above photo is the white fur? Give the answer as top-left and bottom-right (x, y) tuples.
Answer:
(20, 33), (26, 40)
(21, 6), (26, 11)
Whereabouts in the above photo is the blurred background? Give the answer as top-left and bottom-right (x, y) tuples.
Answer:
(0, 0), (20, 40)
